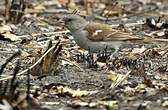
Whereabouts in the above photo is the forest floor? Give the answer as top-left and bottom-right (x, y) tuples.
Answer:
(0, 0), (168, 110)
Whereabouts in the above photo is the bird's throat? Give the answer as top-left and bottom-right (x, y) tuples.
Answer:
(72, 30), (89, 50)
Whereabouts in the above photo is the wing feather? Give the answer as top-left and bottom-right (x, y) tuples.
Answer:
(84, 22), (143, 42)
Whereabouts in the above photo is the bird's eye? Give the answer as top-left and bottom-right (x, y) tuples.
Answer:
(66, 18), (72, 22)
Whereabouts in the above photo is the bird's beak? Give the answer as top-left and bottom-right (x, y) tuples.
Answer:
(56, 18), (66, 26)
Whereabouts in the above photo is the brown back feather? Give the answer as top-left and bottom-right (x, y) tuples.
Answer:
(84, 22), (143, 41)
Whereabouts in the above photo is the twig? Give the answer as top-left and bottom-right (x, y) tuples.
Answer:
(0, 51), (21, 76)
(110, 70), (131, 89)
(10, 9), (70, 14)
(17, 30), (70, 39)
(60, 56), (85, 72)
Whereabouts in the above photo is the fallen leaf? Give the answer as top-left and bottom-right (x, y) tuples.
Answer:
(162, 100), (168, 107)
(1, 31), (21, 41)
(0, 25), (12, 33)
(131, 46), (146, 54)
(50, 85), (98, 97)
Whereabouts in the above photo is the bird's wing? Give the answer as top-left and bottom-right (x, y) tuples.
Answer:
(104, 30), (143, 41)
(84, 22), (114, 41)
(84, 22), (143, 42)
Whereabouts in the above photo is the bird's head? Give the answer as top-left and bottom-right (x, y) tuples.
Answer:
(57, 15), (88, 32)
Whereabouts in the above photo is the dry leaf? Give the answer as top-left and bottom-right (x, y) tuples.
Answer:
(96, 61), (106, 68)
(1, 31), (21, 41)
(131, 46), (146, 54)
(108, 71), (121, 82)
(58, 0), (69, 5)
(0, 25), (12, 33)
(72, 100), (117, 108)
(34, 5), (46, 10)
(162, 100), (168, 107)
(41, 101), (60, 105)
(21, 51), (31, 57)
(50, 85), (98, 97)
(108, 70), (130, 88)
(0, 100), (13, 110)
(97, 100), (117, 107)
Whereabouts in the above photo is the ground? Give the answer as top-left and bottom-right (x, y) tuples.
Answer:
(0, 0), (168, 110)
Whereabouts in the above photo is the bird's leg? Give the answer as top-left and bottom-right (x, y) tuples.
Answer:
(103, 49), (118, 73)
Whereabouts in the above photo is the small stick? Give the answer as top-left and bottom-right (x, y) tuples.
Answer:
(110, 70), (131, 89)
(17, 30), (70, 39)
(60, 56), (85, 72)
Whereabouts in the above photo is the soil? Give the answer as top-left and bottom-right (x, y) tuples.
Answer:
(0, 0), (168, 110)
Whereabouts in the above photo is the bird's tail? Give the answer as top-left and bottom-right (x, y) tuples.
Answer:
(143, 37), (168, 42)
(128, 37), (168, 43)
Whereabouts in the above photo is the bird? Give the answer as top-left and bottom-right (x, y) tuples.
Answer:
(57, 14), (168, 53)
